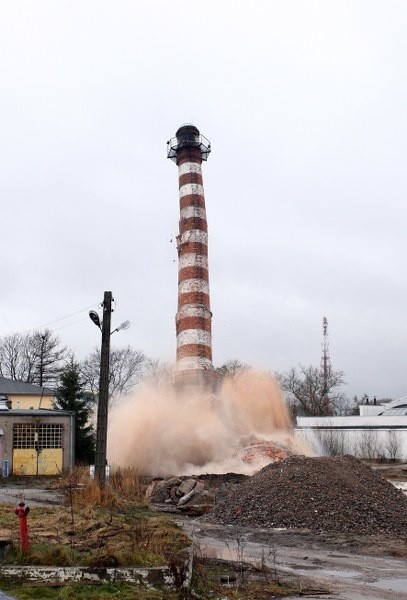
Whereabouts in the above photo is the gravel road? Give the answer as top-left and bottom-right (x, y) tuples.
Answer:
(0, 485), (63, 507)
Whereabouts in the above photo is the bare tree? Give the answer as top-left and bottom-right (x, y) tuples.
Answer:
(0, 329), (67, 387)
(216, 359), (249, 379)
(356, 429), (383, 460)
(335, 395), (359, 416)
(315, 427), (351, 456)
(31, 330), (67, 386)
(141, 358), (171, 388)
(0, 333), (31, 381)
(384, 430), (402, 462)
(81, 345), (146, 406)
(278, 365), (345, 416)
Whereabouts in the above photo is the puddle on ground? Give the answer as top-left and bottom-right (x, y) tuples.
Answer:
(199, 542), (407, 598)
(389, 480), (407, 495)
(310, 569), (358, 579)
(201, 547), (359, 582)
(371, 578), (407, 593)
(201, 546), (257, 563)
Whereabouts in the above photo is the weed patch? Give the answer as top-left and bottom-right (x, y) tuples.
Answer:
(0, 467), (189, 569)
(0, 579), (182, 599)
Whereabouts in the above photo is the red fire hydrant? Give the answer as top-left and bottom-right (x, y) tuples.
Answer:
(14, 501), (30, 553)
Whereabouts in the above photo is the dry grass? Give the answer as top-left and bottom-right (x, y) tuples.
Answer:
(0, 469), (318, 599)
(62, 465), (148, 508)
(0, 466), (189, 568)
(0, 579), (183, 599)
(191, 558), (325, 599)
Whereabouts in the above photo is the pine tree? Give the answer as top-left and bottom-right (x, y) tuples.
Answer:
(55, 358), (95, 464)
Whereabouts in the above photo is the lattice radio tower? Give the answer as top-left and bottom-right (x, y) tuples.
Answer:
(321, 316), (331, 391)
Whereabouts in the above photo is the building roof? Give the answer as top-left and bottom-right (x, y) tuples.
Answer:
(0, 409), (74, 417)
(0, 377), (54, 396)
(379, 397), (407, 416)
(380, 407), (407, 416)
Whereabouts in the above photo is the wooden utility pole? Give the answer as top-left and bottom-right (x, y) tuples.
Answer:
(94, 291), (112, 486)
(39, 334), (46, 387)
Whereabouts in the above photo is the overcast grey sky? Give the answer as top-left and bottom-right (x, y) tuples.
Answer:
(1, 1), (406, 400)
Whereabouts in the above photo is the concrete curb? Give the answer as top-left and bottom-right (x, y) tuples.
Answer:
(0, 565), (174, 587)
(0, 548), (193, 590)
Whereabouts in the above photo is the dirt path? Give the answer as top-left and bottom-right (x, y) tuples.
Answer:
(180, 520), (407, 599)
(0, 485), (63, 507)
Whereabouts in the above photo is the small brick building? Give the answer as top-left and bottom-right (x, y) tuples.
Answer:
(0, 409), (74, 476)
(0, 377), (74, 475)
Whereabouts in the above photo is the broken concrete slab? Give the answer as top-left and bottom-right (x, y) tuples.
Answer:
(178, 479), (197, 496)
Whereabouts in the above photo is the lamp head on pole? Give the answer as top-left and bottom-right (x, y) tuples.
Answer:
(111, 320), (131, 335)
(89, 310), (101, 330)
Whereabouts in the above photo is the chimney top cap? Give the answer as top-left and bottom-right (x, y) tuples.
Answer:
(176, 124), (200, 138)
(167, 125), (211, 162)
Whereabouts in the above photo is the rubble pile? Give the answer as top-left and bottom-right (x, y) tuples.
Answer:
(239, 440), (289, 463)
(146, 476), (216, 516)
(208, 455), (407, 536)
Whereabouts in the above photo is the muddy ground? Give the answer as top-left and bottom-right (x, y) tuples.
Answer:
(181, 520), (407, 599)
(0, 464), (406, 599)
(184, 462), (407, 599)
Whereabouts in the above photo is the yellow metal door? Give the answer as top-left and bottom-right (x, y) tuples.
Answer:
(37, 449), (63, 475)
(12, 449), (63, 475)
(12, 450), (37, 475)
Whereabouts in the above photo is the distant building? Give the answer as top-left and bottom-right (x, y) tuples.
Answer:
(296, 398), (407, 460)
(0, 376), (55, 410)
(0, 377), (74, 475)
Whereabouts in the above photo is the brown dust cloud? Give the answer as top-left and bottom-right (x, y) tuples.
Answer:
(108, 370), (313, 476)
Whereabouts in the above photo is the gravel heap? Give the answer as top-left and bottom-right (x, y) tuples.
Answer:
(208, 455), (407, 536)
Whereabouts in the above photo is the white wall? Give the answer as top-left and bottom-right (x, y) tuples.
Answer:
(296, 415), (407, 460)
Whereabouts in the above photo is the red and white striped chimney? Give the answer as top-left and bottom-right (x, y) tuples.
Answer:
(167, 125), (218, 390)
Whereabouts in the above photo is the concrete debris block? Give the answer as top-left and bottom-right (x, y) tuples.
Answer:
(178, 490), (215, 516)
(165, 477), (182, 488)
(146, 480), (167, 502)
(194, 481), (205, 495)
(148, 476), (212, 514)
(149, 503), (180, 514)
(177, 488), (196, 506)
(146, 477), (184, 504)
(178, 479), (197, 496)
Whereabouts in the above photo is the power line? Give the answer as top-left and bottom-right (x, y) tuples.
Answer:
(20, 303), (99, 335)
(52, 316), (90, 332)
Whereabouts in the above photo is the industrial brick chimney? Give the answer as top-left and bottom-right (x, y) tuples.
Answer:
(167, 125), (218, 390)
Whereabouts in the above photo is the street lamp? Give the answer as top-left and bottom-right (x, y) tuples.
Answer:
(89, 292), (130, 486)
(111, 320), (130, 335)
(89, 310), (101, 329)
